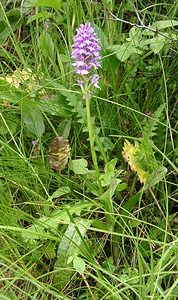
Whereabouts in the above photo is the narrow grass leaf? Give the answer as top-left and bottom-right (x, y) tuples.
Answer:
(25, 0), (63, 9)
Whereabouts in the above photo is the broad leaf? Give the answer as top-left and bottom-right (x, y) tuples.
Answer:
(149, 36), (166, 54)
(70, 158), (90, 175)
(48, 186), (70, 201)
(40, 31), (54, 59)
(57, 119), (71, 138)
(73, 256), (85, 275)
(54, 218), (91, 289)
(21, 99), (45, 138)
(0, 9), (22, 43)
(151, 20), (178, 30)
(27, 11), (52, 24)
(145, 166), (167, 190)
(40, 94), (72, 117)
(93, 24), (109, 49)
(110, 43), (142, 61)
(100, 158), (117, 186)
(22, 202), (93, 240)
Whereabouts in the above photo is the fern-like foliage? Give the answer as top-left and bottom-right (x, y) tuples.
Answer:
(47, 82), (112, 162)
(123, 104), (167, 186)
(56, 83), (87, 125)
(142, 104), (165, 140)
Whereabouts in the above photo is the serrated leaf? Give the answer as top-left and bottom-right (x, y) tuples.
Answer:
(70, 158), (90, 175)
(21, 99), (45, 138)
(73, 256), (85, 275)
(47, 82), (86, 125)
(142, 104), (165, 140)
(122, 140), (149, 183)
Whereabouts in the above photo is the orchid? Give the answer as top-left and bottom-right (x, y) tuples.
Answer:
(72, 23), (101, 90)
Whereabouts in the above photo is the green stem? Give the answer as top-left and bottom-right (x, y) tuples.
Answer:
(85, 89), (102, 195)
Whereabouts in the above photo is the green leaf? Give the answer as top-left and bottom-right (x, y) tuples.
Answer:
(111, 43), (142, 61)
(144, 166), (167, 190)
(116, 182), (127, 191)
(0, 9), (22, 43)
(85, 179), (99, 196)
(102, 257), (115, 273)
(43, 241), (56, 259)
(124, 190), (143, 213)
(27, 11), (52, 24)
(70, 158), (90, 175)
(142, 104), (165, 140)
(0, 293), (18, 300)
(48, 186), (70, 201)
(129, 218), (142, 228)
(73, 256), (85, 275)
(100, 158), (117, 186)
(151, 20), (178, 30)
(99, 180), (118, 230)
(57, 119), (71, 138)
(93, 24), (109, 49)
(101, 48), (119, 73)
(40, 94), (72, 117)
(40, 31), (54, 59)
(0, 117), (17, 135)
(22, 202), (93, 240)
(148, 36), (166, 54)
(21, 99), (45, 138)
(54, 218), (91, 289)
(127, 27), (144, 46)
(25, 0), (62, 9)
(113, 190), (143, 251)
(45, 82), (86, 125)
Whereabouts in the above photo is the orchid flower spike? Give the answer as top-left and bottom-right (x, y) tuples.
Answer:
(72, 23), (101, 91)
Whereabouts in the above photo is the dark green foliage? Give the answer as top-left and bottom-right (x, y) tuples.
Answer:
(0, 1), (177, 299)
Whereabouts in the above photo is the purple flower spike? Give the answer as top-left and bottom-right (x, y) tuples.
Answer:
(90, 74), (100, 89)
(72, 23), (101, 89)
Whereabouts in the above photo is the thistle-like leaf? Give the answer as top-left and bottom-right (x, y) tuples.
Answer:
(122, 140), (149, 184)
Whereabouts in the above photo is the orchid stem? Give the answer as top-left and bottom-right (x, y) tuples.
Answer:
(85, 88), (102, 195)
